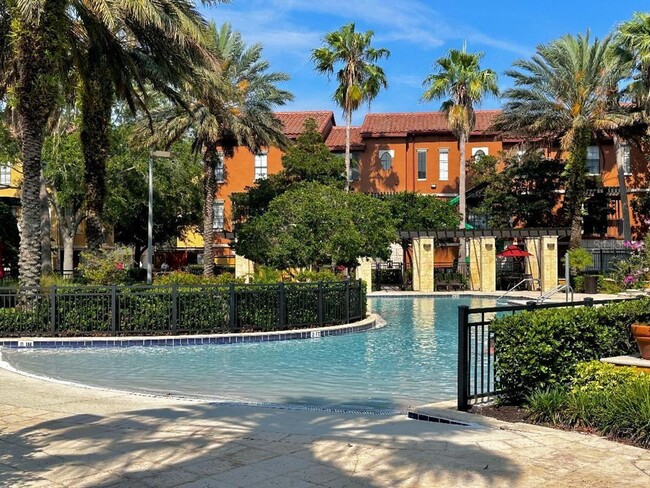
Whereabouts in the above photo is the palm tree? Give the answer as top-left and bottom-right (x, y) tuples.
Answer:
(493, 33), (625, 249)
(141, 24), (293, 276)
(312, 23), (389, 191)
(422, 48), (498, 259)
(1, 0), (214, 287)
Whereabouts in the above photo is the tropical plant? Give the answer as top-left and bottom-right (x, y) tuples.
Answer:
(141, 23), (292, 276)
(493, 33), (627, 249)
(0, 0), (215, 288)
(422, 47), (498, 259)
(312, 23), (389, 191)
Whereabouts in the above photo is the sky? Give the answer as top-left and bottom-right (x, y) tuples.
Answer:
(201, 1), (649, 125)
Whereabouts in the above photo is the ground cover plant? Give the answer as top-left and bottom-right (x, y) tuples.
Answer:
(525, 361), (650, 448)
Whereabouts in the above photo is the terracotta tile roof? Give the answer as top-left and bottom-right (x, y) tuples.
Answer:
(360, 110), (501, 137)
(274, 111), (335, 138)
(325, 126), (365, 151)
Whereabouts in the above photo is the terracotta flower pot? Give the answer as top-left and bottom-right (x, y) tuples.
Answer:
(631, 323), (650, 360)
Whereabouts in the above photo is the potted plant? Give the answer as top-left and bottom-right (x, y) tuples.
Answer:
(631, 323), (650, 360)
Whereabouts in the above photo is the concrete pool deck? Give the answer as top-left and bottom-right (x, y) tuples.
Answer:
(1, 368), (649, 487)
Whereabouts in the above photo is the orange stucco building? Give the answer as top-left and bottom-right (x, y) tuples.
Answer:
(174, 109), (648, 267)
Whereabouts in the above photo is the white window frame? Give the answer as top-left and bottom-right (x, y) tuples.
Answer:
(621, 144), (632, 175)
(471, 147), (489, 159)
(215, 151), (225, 183)
(212, 200), (225, 230)
(0, 164), (10, 187)
(379, 149), (394, 171)
(587, 146), (600, 175)
(254, 152), (268, 181)
(439, 149), (449, 181)
(350, 152), (360, 181)
(417, 149), (427, 180)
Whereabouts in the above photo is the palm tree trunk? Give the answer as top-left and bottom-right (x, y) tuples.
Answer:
(203, 148), (217, 276)
(81, 51), (114, 251)
(13, 1), (66, 289)
(567, 129), (590, 249)
(614, 135), (632, 242)
(40, 169), (52, 274)
(458, 132), (467, 261)
(344, 110), (352, 192)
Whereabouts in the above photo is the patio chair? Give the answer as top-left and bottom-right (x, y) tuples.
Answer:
(436, 278), (450, 291)
(449, 280), (464, 291)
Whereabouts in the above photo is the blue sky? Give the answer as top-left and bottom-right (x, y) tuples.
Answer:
(202, 1), (648, 125)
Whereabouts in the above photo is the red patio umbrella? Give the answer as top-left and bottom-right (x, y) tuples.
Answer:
(497, 245), (532, 258)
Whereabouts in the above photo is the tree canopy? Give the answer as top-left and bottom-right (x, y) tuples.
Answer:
(235, 182), (395, 270)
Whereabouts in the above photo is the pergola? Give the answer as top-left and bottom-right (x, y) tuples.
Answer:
(399, 228), (572, 239)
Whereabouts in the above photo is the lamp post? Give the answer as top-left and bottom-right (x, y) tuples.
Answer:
(147, 150), (172, 284)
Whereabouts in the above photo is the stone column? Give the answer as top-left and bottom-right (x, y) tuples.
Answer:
(540, 236), (559, 293)
(356, 258), (373, 296)
(469, 237), (496, 292)
(525, 237), (542, 290)
(412, 237), (435, 292)
(234, 252), (255, 283)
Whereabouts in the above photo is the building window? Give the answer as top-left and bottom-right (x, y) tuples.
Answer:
(379, 150), (393, 171)
(215, 152), (224, 182)
(439, 149), (449, 181)
(472, 147), (489, 160)
(254, 152), (268, 180)
(621, 144), (631, 175)
(213, 200), (225, 229)
(0, 164), (10, 187)
(350, 153), (360, 181)
(417, 149), (427, 180)
(587, 146), (600, 175)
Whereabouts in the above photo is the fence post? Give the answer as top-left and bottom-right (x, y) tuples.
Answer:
(457, 305), (470, 411)
(345, 279), (350, 323)
(278, 282), (286, 327)
(584, 297), (594, 307)
(318, 282), (324, 326)
(50, 286), (57, 336)
(229, 283), (236, 332)
(171, 283), (178, 334)
(110, 285), (117, 336)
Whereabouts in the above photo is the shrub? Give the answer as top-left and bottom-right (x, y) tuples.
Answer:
(78, 247), (135, 285)
(493, 298), (645, 402)
(525, 362), (650, 447)
(294, 269), (341, 283)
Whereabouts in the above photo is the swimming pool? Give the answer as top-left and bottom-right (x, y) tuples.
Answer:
(1, 296), (496, 411)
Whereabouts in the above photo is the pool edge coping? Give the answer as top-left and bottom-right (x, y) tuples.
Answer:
(0, 313), (383, 349)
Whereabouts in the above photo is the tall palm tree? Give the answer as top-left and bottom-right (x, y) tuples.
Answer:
(1, 0), (214, 288)
(312, 23), (389, 191)
(141, 24), (293, 276)
(493, 33), (625, 249)
(422, 48), (498, 259)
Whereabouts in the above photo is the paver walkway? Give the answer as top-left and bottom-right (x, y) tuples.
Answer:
(0, 367), (649, 487)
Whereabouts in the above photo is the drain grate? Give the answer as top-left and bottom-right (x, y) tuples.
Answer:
(407, 411), (471, 426)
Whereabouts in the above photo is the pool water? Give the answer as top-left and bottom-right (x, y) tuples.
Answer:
(2, 297), (495, 411)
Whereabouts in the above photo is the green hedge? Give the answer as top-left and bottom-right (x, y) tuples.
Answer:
(0, 281), (366, 337)
(492, 298), (646, 403)
(526, 361), (650, 448)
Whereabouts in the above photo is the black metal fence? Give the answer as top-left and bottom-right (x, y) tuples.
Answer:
(457, 297), (625, 411)
(0, 281), (366, 337)
(584, 249), (631, 273)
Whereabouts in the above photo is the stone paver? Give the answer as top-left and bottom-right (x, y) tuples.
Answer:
(0, 367), (649, 487)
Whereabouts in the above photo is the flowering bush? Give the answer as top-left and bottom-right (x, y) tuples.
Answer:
(612, 233), (650, 289)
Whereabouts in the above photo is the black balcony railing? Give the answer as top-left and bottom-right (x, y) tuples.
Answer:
(0, 281), (366, 337)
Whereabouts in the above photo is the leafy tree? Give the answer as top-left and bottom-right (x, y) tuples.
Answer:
(42, 129), (87, 276)
(235, 183), (395, 270)
(231, 118), (344, 225)
(473, 151), (567, 229)
(422, 48), (498, 259)
(142, 23), (292, 276)
(104, 125), (202, 265)
(494, 33), (626, 248)
(312, 23), (389, 191)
